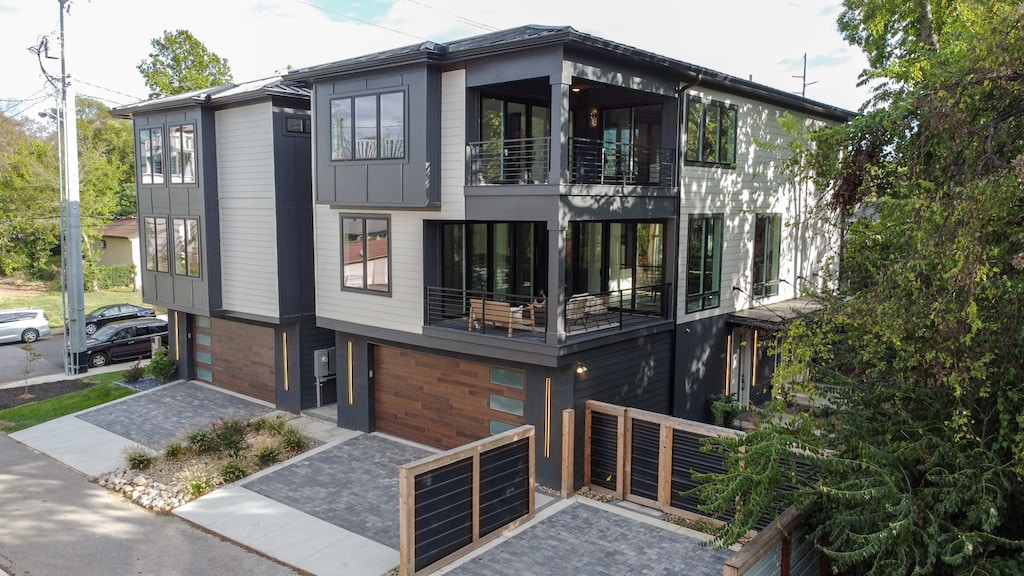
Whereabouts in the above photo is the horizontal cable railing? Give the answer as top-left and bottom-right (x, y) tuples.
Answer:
(569, 138), (675, 187)
(466, 137), (550, 185)
(425, 287), (548, 337)
(564, 283), (671, 335)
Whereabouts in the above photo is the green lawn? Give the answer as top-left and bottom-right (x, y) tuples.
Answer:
(0, 284), (162, 328)
(0, 379), (135, 433)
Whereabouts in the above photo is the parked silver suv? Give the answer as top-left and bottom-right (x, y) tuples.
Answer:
(0, 308), (52, 344)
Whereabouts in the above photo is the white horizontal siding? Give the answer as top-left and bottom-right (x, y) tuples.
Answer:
(215, 104), (280, 318)
(677, 88), (839, 324)
(315, 69), (470, 333)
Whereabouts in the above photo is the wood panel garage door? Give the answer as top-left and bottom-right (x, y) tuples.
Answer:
(372, 346), (525, 450)
(193, 317), (276, 403)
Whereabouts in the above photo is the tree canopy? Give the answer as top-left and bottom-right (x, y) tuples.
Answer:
(0, 98), (134, 277)
(696, 1), (1024, 574)
(136, 29), (233, 98)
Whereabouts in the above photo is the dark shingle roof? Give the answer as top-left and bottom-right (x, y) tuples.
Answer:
(111, 77), (310, 118)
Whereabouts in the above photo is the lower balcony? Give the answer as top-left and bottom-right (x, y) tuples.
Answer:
(425, 284), (672, 343)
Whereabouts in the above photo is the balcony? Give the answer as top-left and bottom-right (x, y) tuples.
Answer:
(425, 284), (672, 343)
(466, 137), (674, 188)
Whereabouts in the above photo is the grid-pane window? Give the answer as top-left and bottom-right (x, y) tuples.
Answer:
(330, 91), (405, 161)
(139, 128), (163, 184)
(173, 218), (201, 277)
(753, 214), (782, 298)
(144, 216), (168, 272)
(168, 124), (196, 184)
(685, 98), (737, 167)
(342, 216), (390, 293)
(685, 215), (723, 313)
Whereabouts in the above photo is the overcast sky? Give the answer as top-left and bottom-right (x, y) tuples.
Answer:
(1, 0), (871, 122)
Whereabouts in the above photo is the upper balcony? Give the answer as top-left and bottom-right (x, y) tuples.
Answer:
(467, 137), (676, 188)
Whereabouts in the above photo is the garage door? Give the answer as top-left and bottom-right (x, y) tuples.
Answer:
(372, 345), (525, 450)
(193, 316), (276, 403)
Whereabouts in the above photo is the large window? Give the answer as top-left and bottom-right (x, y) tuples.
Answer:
(173, 218), (201, 277)
(342, 216), (390, 293)
(752, 214), (782, 298)
(564, 221), (665, 297)
(685, 98), (737, 167)
(330, 91), (405, 160)
(440, 222), (545, 299)
(168, 124), (196, 184)
(139, 128), (163, 184)
(686, 215), (723, 313)
(144, 216), (168, 272)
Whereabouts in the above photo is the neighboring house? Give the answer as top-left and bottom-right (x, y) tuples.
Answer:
(98, 216), (141, 290)
(282, 24), (854, 489)
(111, 78), (335, 413)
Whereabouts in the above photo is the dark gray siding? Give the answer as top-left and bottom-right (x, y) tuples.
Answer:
(313, 66), (440, 208)
(673, 316), (729, 422)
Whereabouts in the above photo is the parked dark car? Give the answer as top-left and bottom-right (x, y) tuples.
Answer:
(84, 317), (168, 368)
(84, 303), (157, 335)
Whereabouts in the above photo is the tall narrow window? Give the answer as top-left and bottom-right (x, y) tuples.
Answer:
(752, 214), (782, 298)
(686, 215), (723, 313)
(330, 91), (405, 161)
(139, 128), (163, 184)
(144, 216), (168, 272)
(173, 218), (201, 277)
(168, 124), (196, 183)
(685, 98), (737, 167)
(342, 216), (390, 293)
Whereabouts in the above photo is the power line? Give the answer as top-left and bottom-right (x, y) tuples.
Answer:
(294, 0), (432, 42)
(74, 78), (144, 102)
(396, 0), (497, 32)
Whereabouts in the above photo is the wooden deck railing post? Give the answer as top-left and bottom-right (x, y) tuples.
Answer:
(561, 408), (575, 498)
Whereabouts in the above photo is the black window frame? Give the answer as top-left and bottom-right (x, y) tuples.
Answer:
(329, 90), (406, 161)
(144, 216), (169, 273)
(285, 115), (312, 134)
(172, 217), (202, 278)
(684, 98), (738, 168)
(752, 214), (782, 298)
(167, 123), (196, 184)
(138, 127), (164, 184)
(685, 214), (724, 313)
(340, 214), (391, 295)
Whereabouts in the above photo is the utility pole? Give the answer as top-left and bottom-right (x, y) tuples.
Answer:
(59, 0), (87, 373)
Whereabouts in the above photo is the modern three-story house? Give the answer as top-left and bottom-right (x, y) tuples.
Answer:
(284, 24), (853, 488)
(112, 78), (336, 413)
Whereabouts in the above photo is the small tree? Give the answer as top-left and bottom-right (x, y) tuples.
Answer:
(19, 344), (41, 399)
(137, 29), (233, 98)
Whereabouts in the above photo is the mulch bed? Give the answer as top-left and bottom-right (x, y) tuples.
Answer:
(0, 379), (97, 410)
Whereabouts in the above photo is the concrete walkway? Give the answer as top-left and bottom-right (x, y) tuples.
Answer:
(7, 378), (737, 576)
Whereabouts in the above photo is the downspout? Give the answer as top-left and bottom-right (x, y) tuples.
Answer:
(671, 75), (697, 416)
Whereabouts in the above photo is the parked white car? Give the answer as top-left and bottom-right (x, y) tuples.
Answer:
(0, 308), (52, 344)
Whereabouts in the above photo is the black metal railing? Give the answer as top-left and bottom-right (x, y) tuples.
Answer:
(564, 283), (671, 335)
(467, 137), (551, 185)
(569, 138), (675, 187)
(425, 287), (548, 337)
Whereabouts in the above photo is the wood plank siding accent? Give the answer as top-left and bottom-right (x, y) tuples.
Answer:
(215, 103), (280, 318)
(194, 317), (275, 402)
(372, 345), (525, 450)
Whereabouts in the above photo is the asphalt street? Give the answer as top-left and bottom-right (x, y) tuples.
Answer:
(0, 433), (304, 576)
(0, 330), (68, 385)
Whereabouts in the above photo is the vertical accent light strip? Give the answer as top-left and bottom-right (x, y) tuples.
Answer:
(725, 334), (732, 395)
(544, 377), (551, 458)
(752, 330), (759, 388)
(173, 311), (180, 361)
(347, 340), (354, 405)
(282, 332), (289, 391)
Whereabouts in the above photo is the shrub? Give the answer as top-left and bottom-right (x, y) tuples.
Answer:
(146, 348), (177, 382)
(187, 429), (217, 453)
(219, 460), (248, 483)
(174, 464), (217, 498)
(256, 445), (281, 467)
(124, 446), (153, 471)
(163, 442), (184, 460)
(247, 415), (286, 435)
(83, 264), (135, 291)
(210, 417), (249, 456)
(279, 426), (310, 453)
(711, 394), (740, 428)
(121, 360), (145, 383)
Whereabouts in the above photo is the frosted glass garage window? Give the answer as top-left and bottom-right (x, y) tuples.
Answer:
(489, 394), (524, 416)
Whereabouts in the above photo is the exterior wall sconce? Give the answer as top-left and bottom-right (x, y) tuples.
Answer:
(576, 362), (588, 375)
(588, 108), (598, 128)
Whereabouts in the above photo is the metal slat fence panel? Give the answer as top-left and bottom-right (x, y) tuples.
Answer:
(629, 419), (660, 501)
(669, 429), (730, 517)
(413, 459), (475, 571)
(790, 526), (821, 576)
(589, 411), (619, 490)
(478, 438), (531, 538)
